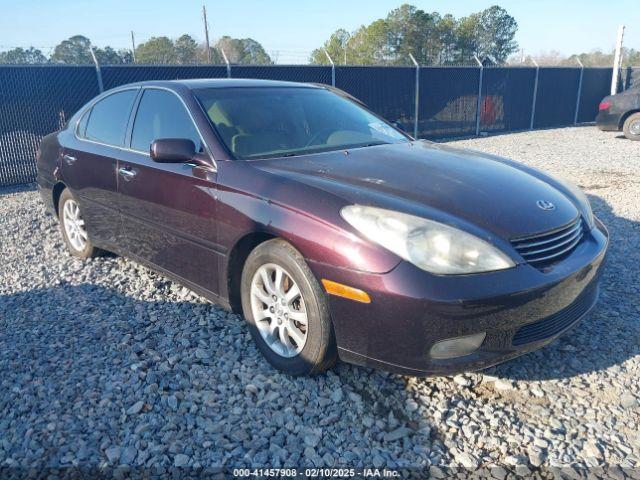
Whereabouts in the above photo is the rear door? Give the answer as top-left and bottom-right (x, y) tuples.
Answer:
(117, 87), (221, 295)
(62, 88), (139, 251)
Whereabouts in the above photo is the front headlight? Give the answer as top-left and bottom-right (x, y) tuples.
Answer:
(558, 177), (594, 228)
(341, 205), (515, 275)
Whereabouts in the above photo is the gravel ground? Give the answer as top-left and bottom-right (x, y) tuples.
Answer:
(0, 126), (638, 477)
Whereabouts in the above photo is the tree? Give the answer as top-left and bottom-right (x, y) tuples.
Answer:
(175, 34), (198, 64)
(385, 4), (440, 64)
(311, 21), (390, 65)
(310, 29), (351, 65)
(453, 13), (480, 63)
(348, 20), (391, 65)
(475, 6), (518, 64)
(51, 35), (93, 64)
(197, 44), (224, 64)
(0, 47), (47, 64)
(135, 36), (177, 64)
(95, 46), (133, 64)
(214, 36), (272, 65)
(437, 14), (459, 64)
(310, 4), (519, 66)
(241, 38), (273, 65)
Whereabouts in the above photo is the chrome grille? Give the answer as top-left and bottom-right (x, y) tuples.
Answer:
(512, 217), (584, 267)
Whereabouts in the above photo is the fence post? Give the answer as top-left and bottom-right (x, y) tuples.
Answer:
(473, 55), (484, 136)
(573, 58), (584, 125)
(324, 49), (335, 87)
(611, 24), (625, 95)
(221, 48), (231, 78)
(408, 53), (420, 139)
(89, 46), (104, 93)
(530, 59), (539, 130)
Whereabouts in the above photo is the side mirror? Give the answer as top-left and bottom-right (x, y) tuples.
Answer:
(150, 138), (196, 163)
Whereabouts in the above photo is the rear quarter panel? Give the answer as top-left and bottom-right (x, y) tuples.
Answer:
(36, 132), (63, 214)
(614, 90), (640, 128)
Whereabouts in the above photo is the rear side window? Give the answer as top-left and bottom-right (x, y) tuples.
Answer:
(130, 89), (202, 153)
(84, 90), (137, 146)
(76, 109), (90, 137)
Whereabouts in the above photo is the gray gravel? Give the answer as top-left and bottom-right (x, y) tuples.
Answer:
(0, 126), (638, 475)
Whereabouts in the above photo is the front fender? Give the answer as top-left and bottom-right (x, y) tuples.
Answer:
(215, 160), (401, 275)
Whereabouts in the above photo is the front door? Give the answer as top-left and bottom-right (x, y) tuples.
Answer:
(117, 88), (221, 296)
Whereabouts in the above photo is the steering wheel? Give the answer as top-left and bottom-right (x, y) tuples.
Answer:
(305, 128), (335, 147)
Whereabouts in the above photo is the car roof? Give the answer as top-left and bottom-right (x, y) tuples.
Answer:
(123, 78), (324, 90)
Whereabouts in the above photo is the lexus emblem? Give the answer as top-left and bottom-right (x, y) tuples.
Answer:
(536, 200), (556, 211)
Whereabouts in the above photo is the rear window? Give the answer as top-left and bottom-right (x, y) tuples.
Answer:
(84, 90), (137, 146)
(194, 87), (408, 160)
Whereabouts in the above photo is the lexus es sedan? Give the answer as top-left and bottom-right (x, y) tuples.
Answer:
(596, 87), (640, 141)
(37, 79), (608, 376)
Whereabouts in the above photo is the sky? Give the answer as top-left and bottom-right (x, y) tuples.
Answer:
(0, 0), (638, 63)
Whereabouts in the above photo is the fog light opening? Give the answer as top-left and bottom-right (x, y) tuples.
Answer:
(429, 332), (486, 360)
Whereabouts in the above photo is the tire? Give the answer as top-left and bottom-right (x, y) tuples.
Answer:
(240, 239), (337, 376)
(58, 188), (99, 259)
(622, 112), (640, 141)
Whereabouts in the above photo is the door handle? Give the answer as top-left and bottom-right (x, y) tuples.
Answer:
(63, 154), (77, 166)
(118, 167), (137, 181)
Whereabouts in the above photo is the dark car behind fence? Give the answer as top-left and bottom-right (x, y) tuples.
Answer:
(0, 63), (636, 187)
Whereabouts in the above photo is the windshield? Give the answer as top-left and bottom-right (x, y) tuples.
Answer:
(194, 87), (409, 160)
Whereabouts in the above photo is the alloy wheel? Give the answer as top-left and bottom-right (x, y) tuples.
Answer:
(249, 263), (308, 358)
(62, 199), (88, 252)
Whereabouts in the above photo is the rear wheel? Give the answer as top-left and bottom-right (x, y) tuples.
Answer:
(58, 189), (99, 259)
(240, 239), (337, 376)
(623, 112), (640, 141)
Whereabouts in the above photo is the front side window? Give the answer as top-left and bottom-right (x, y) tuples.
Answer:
(195, 87), (409, 160)
(130, 89), (202, 153)
(84, 90), (137, 146)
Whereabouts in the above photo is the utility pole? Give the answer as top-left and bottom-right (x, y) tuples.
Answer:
(202, 5), (212, 63)
(611, 24), (625, 95)
(130, 31), (136, 63)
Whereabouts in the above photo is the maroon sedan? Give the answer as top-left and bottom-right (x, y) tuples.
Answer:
(36, 79), (608, 376)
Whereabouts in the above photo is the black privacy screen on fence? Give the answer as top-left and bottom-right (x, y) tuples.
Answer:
(579, 68), (613, 123)
(231, 65), (332, 84)
(419, 67), (480, 138)
(101, 65), (229, 90)
(622, 67), (640, 91)
(0, 63), (618, 186)
(481, 67), (536, 133)
(336, 66), (416, 134)
(533, 68), (582, 129)
(0, 66), (100, 186)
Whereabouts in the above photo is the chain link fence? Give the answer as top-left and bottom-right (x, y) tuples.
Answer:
(0, 66), (100, 186)
(0, 62), (626, 187)
(622, 66), (640, 90)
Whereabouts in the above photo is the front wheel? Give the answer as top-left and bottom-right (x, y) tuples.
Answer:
(240, 239), (337, 376)
(623, 112), (640, 141)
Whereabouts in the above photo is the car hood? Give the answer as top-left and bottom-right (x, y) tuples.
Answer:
(253, 141), (580, 240)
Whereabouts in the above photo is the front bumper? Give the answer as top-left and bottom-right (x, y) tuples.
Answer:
(308, 217), (609, 376)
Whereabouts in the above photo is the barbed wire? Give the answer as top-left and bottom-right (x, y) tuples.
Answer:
(0, 42), (637, 67)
